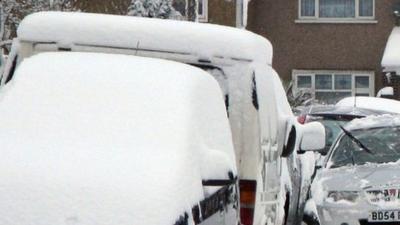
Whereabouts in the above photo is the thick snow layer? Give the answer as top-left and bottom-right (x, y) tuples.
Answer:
(382, 27), (400, 72)
(0, 52), (236, 225)
(336, 96), (400, 114)
(299, 122), (325, 151)
(17, 12), (272, 64)
(377, 87), (394, 97)
(345, 114), (400, 131)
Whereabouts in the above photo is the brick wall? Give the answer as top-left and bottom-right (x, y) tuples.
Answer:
(247, 0), (397, 94)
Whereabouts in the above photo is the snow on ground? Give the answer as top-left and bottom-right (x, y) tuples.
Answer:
(17, 11), (272, 64)
(382, 27), (400, 73)
(0, 52), (235, 225)
(336, 96), (400, 114)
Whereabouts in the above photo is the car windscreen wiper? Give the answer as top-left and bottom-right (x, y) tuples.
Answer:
(339, 125), (374, 155)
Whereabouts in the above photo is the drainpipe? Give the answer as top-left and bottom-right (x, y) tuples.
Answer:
(236, 0), (243, 28)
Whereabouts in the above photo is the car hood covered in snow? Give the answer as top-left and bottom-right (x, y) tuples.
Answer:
(320, 163), (400, 191)
(0, 52), (235, 225)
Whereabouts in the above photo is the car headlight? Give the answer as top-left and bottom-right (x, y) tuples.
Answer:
(327, 191), (359, 202)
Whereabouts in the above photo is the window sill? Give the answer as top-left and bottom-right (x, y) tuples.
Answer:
(295, 19), (378, 24)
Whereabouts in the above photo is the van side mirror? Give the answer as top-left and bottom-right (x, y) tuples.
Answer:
(299, 122), (325, 152)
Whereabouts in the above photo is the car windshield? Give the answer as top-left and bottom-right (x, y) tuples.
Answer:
(329, 126), (400, 168)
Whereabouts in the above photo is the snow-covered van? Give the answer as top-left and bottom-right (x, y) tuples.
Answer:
(0, 52), (238, 225)
(1, 12), (325, 225)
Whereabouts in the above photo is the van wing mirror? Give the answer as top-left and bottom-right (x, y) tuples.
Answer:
(300, 122), (326, 152)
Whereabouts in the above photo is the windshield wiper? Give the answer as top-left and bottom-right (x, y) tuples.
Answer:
(339, 125), (374, 155)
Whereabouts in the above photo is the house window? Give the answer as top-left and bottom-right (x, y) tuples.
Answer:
(172, 0), (207, 22)
(298, 0), (375, 22)
(198, 0), (208, 22)
(293, 70), (374, 104)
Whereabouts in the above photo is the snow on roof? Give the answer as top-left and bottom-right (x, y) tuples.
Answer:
(304, 105), (388, 117)
(382, 27), (400, 72)
(17, 12), (272, 64)
(345, 114), (400, 131)
(336, 96), (400, 115)
(0, 52), (235, 224)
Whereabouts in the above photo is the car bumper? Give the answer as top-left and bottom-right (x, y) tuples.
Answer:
(317, 202), (400, 225)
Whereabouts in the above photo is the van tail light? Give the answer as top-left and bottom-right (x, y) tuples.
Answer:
(297, 115), (307, 124)
(239, 180), (256, 225)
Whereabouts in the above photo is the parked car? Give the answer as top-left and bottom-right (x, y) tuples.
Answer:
(0, 52), (239, 225)
(1, 12), (325, 225)
(306, 115), (400, 225)
(298, 105), (392, 225)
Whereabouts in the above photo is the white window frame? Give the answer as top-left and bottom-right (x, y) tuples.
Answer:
(198, 0), (208, 22)
(296, 0), (376, 23)
(292, 70), (375, 103)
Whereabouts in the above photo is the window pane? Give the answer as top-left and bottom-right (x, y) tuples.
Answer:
(315, 74), (332, 89)
(335, 74), (351, 90)
(301, 0), (315, 17)
(355, 93), (369, 96)
(319, 0), (355, 18)
(355, 76), (369, 88)
(297, 76), (312, 88)
(316, 92), (351, 104)
(359, 0), (373, 17)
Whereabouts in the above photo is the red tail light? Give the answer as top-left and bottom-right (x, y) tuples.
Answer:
(239, 180), (256, 225)
(297, 115), (307, 124)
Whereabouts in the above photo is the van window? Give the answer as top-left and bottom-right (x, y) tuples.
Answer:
(4, 55), (18, 84)
(252, 73), (259, 110)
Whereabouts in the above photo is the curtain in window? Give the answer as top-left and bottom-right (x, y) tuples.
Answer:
(359, 0), (373, 17)
(320, 0), (355, 18)
(301, 0), (315, 17)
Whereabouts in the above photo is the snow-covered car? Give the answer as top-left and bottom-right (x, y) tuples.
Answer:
(0, 52), (239, 225)
(307, 115), (400, 225)
(336, 97), (400, 115)
(1, 12), (326, 225)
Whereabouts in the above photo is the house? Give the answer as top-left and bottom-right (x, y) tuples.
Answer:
(247, 0), (398, 103)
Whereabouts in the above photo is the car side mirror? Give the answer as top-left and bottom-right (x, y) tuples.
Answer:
(299, 122), (326, 152)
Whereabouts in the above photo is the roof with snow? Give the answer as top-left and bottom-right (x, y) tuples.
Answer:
(382, 27), (400, 72)
(345, 114), (400, 131)
(336, 96), (400, 115)
(17, 12), (273, 64)
(0, 52), (235, 224)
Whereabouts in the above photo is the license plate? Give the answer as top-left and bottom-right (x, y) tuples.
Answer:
(369, 210), (400, 222)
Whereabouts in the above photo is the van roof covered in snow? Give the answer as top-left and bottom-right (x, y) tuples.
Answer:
(382, 27), (400, 72)
(17, 12), (273, 64)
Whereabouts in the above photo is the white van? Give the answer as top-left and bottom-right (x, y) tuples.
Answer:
(1, 12), (325, 225)
(0, 52), (239, 225)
